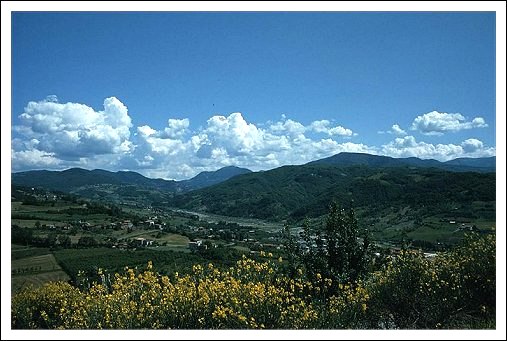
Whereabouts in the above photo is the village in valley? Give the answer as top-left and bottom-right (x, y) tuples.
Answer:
(12, 181), (496, 296)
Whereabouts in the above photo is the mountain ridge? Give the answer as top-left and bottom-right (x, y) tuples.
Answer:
(307, 152), (495, 172)
(11, 153), (495, 194)
(11, 166), (251, 194)
(11, 153), (495, 214)
(170, 163), (496, 221)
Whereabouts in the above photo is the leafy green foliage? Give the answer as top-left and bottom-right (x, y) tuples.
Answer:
(323, 203), (369, 283)
(11, 226), (34, 245)
(283, 203), (370, 288)
(364, 233), (495, 328)
(53, 248), (222, 284)
(77, 236), (98, 248)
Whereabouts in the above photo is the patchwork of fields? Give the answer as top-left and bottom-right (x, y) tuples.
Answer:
(11, 250), (70, 294)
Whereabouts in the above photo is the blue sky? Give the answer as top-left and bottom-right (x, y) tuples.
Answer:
(11, 11), (497, 180)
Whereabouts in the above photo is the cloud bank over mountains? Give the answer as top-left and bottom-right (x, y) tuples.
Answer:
(12, 97), (495, 180)
(410, 111), (488, 135)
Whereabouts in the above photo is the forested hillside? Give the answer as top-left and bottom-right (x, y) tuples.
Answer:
(171, 164), (495, 221)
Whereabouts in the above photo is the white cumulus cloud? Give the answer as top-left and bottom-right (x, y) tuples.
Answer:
(381, 135), (495, 161)
(309, 120), (354, 137)
(11, 149), (61, 170)
(137, 125), (157, 137)
(270, 119), (306, 138)
(11, 97), (495, 180)
(391, 124), (407, 136)
(203, 112), (264, 156)
(161, 118), (190, 138)
(410, 111), (488, 135)
(124, 112), (371, 179)
(14, 96), (133, 161)
(461, 138), (484, 153)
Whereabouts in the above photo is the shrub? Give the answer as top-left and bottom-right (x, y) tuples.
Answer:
(363, 233), (495, 329)
(11, 234), (495, 329)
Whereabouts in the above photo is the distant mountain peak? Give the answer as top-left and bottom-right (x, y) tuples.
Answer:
(180, 166), (252, 190)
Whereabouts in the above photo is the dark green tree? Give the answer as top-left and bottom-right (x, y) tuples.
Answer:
(323, 202), (369, 283)
(11, 226), (33, 245)
(300, 218), (326, 281)
(282, 202), (370, 287)
(77, 236), (98, 248)
(46, 234), (58, 248)
(281, 222), (299, 278)
(58, 235), (72, 248)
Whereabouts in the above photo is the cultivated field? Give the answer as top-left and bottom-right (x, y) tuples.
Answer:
(11, 252), (70, 294)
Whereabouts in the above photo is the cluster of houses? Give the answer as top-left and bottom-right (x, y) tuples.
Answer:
(445, 219), (481, 232)
(457, 223), (479, 232)
(134, 237), (154, 247)
(188, 226), (212, 235)
(37, 218), (167, 232)
(188, 239), (206, 252)
(111, 237), (156, 250)
(26, 188), (60, 202)
(107, 217), (166, 231)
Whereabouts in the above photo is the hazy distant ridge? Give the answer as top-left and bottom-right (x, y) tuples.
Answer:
(12, 166), (251, 193)
(307, 152), (495, 172)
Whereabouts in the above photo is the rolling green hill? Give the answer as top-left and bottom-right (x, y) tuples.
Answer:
(12, 154), (496, 222)
(171, 164), (496, 221)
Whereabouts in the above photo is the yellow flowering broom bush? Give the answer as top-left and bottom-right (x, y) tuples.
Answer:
(12, 234), (495, 329)
(13, 257), (320, 329)
(364, 233), (496, 329)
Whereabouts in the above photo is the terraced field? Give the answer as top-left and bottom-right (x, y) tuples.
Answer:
(11, 252), (70, 294)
